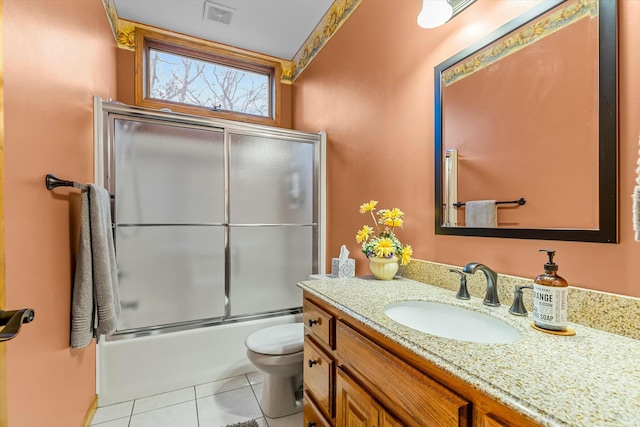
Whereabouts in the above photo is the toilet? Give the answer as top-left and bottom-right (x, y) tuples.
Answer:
(245, 323), (304, 418)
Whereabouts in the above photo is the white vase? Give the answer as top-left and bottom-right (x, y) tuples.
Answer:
(369, 256), (399, 280)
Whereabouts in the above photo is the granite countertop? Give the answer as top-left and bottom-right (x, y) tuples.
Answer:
(298, 276), (640, 427)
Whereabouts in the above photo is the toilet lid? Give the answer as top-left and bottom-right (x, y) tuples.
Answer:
(245, 323), (304, 355)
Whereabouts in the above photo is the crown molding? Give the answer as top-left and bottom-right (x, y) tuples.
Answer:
(287, 0), (362, 82)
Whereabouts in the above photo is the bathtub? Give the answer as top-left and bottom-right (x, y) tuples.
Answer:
(97, 313), (302, 406)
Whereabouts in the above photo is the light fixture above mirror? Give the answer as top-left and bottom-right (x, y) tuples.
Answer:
(417, 0), (477, 29)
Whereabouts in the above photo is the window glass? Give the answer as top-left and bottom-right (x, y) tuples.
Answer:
(148, 48), (271, 118)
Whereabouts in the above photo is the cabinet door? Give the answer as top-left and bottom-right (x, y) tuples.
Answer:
(381, 411), (403, 427)
(337, 322), (470, 427)
(337, 369), (382, 427)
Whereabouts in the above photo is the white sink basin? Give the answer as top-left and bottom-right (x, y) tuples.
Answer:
(384, 301), (521, 344)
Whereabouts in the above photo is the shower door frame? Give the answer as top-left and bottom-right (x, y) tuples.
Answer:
(94, 97), (326, 340)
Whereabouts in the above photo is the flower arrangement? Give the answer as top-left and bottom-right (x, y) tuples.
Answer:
(356, 200), (413, 266)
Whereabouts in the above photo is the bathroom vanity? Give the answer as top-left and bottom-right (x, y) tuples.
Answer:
(299, 276), (640, 427)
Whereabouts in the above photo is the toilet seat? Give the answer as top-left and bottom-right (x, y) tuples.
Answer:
(245, 323), (303, 355)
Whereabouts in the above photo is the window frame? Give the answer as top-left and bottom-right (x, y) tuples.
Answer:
(135, 28), (281, 126)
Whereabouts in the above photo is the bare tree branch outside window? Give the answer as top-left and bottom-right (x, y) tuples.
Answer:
(149, 49), (270, 117)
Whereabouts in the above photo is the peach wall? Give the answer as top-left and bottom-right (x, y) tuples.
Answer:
(117, 49), (135, 106)
(292, 0), (640, 298)
(3, 0), (117, 425)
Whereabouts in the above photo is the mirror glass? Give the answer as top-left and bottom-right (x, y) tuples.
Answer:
(434, 0), (617, 243)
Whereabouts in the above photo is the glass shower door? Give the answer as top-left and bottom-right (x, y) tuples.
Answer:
(113, 118), (226, 331)
(228, 133), (316, 317)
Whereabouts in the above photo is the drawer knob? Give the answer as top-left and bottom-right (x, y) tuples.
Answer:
(308, 359), (318, 368)
(308, 319), (319, 327)
(308, 423), (317, 427)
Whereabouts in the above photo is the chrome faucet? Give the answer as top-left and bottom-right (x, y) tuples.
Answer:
(462, 263), (500, 306)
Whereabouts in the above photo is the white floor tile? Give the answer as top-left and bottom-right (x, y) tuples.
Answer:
(90, 417), (130, 427)
(91, 401), (134, 425)
(197, 386), (263, 426)
(129, 400), (198, 427)
(249, 383), (303, 426)
(93, 370), (298, 427)
(133, 387), (195, 414)
(251, 382), (263, 402)
(265, 412), (303, 427)
(195, 374), (250, 399)
(246, 370), (265, 385)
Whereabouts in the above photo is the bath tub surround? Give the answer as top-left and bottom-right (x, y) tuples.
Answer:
(97, 314), (301, 406)
(298, 276), (640, 426)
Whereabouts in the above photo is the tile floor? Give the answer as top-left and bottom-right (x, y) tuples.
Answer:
(90, 371), (302, 427)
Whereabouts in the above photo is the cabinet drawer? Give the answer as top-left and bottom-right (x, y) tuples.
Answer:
(304, 338), (334, 419)
(304, 391), (332, 427)
(304, 298), (334, 349)
(337, 321), (471, 427)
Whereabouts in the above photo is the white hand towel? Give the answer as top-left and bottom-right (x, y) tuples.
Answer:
(465, 200), (497, 228)
(70, 184), (120, 348)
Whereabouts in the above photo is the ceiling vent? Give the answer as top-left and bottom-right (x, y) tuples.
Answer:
(203, 1), (235, 25)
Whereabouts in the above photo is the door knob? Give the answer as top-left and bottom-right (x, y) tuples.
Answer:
(0, 309), (35, 342)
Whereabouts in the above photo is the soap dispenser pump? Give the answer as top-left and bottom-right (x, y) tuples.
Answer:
(533, 249), (568, 331)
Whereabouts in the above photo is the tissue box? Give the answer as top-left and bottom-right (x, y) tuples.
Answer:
(331, 258), (355, 278)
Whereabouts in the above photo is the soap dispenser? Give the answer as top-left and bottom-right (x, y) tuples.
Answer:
(533, 249), (568, 332)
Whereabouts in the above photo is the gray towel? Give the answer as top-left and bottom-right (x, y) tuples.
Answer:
(70, 184), (120, 348)
(465, 200), (498, 228)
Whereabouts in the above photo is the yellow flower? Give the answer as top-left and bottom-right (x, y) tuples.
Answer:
(400, 245), (413, 266)
(380, 208), (404, 220)
(373, 238), (395, 258)
(359, 200), (378, 213)
(358, 201), (410, 266)
(356, 225), (373, 243)
(383, 217), (403, 228)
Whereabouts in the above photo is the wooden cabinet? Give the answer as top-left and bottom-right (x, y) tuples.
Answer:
(478, 413), (512, 427)
(303, 298), (336, 425)
(337, 368), (402, 427)
(337, 321), (470, 427)
(304, 390), (333, 427)
(302, 292), (539, 427)
(304, 338), (334, 419)
(303, 297), (335, 350)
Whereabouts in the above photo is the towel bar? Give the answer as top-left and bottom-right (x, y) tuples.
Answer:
(45, 174), (89, 191)
(0, 308), (35, 342)
(453, 197), (526, 208)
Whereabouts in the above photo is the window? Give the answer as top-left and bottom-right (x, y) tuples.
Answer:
(135, 29), (281, 125)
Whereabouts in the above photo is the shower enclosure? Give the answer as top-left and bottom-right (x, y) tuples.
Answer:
(95, 98), (325, 339)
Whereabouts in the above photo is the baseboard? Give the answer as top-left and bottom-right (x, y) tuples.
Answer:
(82, 395), (98, 427)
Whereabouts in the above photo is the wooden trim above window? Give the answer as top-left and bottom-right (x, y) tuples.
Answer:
(134, 28), (281, 126)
